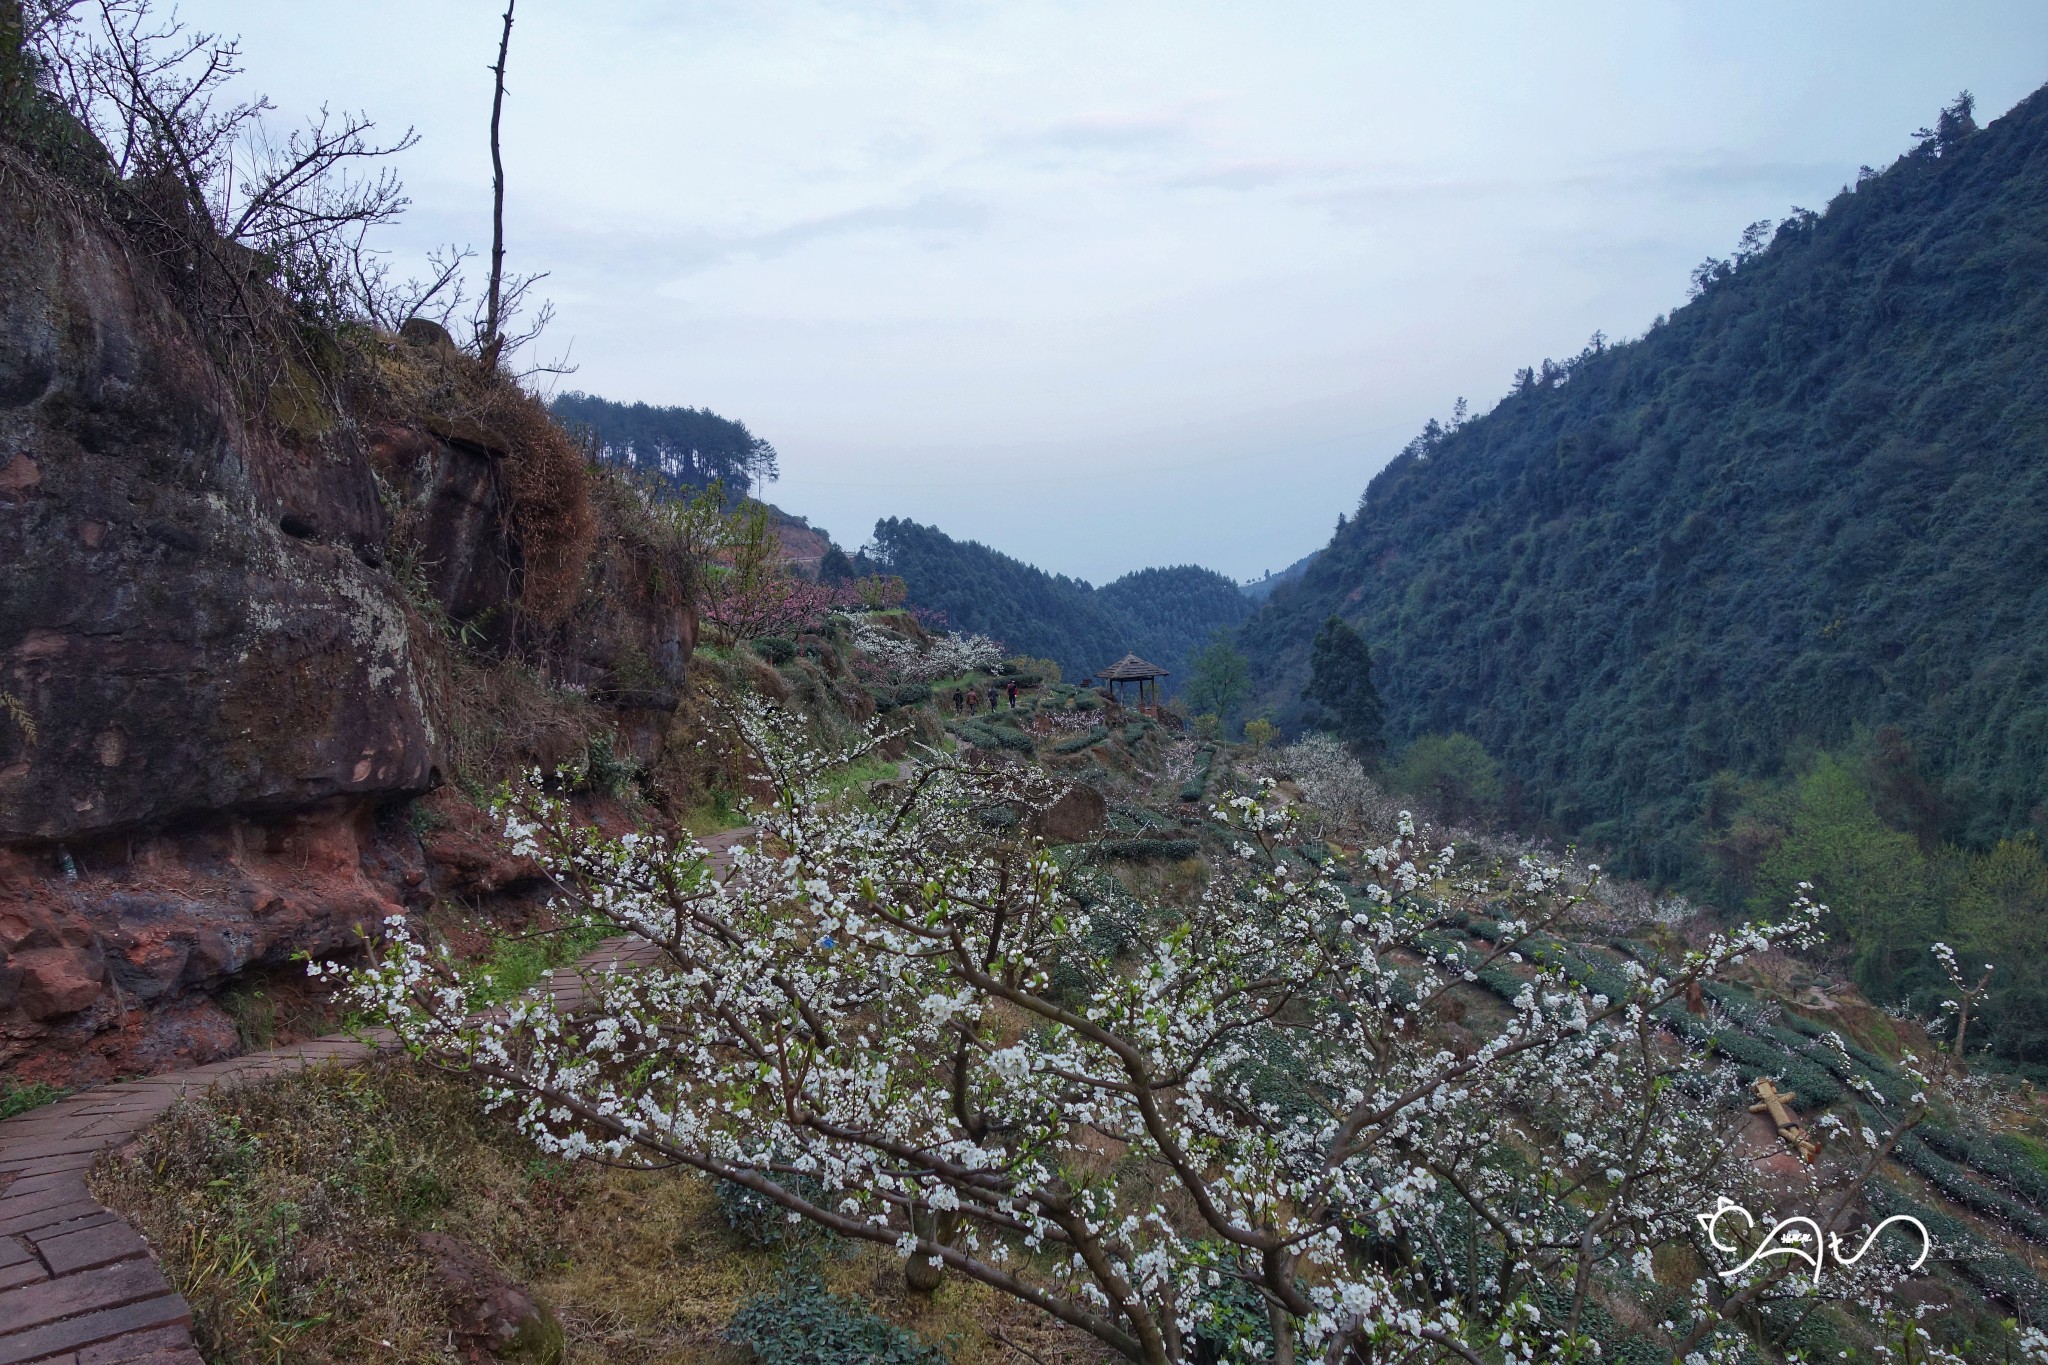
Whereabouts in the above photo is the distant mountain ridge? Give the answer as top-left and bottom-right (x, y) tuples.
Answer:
(1242, 550), (1318, 602)
(859, 517), (1249, 690)
(1241, 84), (2048, 879)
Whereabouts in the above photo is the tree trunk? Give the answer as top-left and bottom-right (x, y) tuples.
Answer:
(1267, 1297), (1297, 1365)
(0, 0), (25, 113)
(904, 1207), (960, 1293)
(480, 0), (515, 369)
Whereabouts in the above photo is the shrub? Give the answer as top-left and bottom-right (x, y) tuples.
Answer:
(1082, 838), (1201, 863)
(1003, 655), (1062, 686)
(717, 1174), (828, 1248)
(1054, 728), (1109, 754)
(952, 719), (1032, 753)
(870, 682), (932, 713)
(578, 732), (641, 799)
(0, 1079), (65, 1120)
(753, 636), (797, 665)
(727, 1274), (946, 1365)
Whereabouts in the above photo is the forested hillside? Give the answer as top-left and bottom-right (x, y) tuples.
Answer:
(550, 391), (779, 497)
(861, 518), (1250, 687)
(1243, 87), (2048, 881)
(1241, 549), (1318, 602)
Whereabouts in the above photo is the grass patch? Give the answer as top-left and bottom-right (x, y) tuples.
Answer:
(681, 786), (750, 837)
(0, 1078), (66, 1119)
(819, 752), (903, 802)
(91, 1061), (570, 1364)
(464, 918), (619, 1008)
(91, 1059), (1105, 1364)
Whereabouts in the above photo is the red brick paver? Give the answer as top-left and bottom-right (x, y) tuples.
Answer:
(0, 827), (752, 1362)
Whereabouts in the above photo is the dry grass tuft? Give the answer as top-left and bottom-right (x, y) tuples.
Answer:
(92, 1058), (1117, 1365)
(443, 652), (602, 788)
(92, 1060), (566, 1364)
(352, 334), (595, 627)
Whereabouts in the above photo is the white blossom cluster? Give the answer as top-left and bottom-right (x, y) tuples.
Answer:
(1248, 731), (1404, 837)
(846, 614), (1004, 683)
(333, 698), (1934, 1365)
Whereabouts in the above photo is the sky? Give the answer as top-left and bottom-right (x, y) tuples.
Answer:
(181, 1), (2048, 584)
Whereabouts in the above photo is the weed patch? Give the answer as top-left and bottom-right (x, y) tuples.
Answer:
(0, 1078), (65, 1119)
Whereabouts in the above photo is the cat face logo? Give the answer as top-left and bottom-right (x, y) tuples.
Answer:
(1698, 1196), (1930, 1285)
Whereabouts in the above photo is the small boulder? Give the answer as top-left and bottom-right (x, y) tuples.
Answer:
(415, 1232), (563, 1363)
(400, 317), (456, 350)
(12, 944), (106, 1019)
(1037, 784), (1107, 843)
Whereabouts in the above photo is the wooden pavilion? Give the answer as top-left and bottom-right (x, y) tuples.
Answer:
(1096, 652), (1169, 708)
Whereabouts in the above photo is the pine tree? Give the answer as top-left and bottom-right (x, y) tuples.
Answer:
(1304, 615), (1385, 764)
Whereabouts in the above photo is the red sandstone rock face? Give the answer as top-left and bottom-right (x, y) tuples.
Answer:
(0, 806), (415, 1085)
(0, 153), (439, 845)
(0, 149), (689, 1082)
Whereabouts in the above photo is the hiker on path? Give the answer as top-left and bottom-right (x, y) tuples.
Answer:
(1007, 681), (1019, 708)
(952, 687), (964, 715)
(988, 687), (999, 714)
(966, 687), (980, 713)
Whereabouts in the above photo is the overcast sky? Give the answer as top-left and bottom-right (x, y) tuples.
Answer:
(185, 2), (2047, 583)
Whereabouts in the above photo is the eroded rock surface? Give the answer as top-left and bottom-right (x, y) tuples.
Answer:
(0, 150), (687, 1082)
(0, 161), (437, 845)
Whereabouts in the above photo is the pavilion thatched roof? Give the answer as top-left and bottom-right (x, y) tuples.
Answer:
(1097, 652), (1168, 681)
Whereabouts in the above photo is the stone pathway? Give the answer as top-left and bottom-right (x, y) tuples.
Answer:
(0, 826), (753, 1364)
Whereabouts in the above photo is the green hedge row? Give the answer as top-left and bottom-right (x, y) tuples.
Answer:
(869, 682), (932, 712)
(1888, 1129), (2048, 1244)
(1078, 838), (1200, 864)
(1461, 925), (2048, 1301)
(1179, 745), (1217, 802)
(952, 719), (1033, 752)
(1053, 727), (1110, 754)
(1866, 1179), (2048, 1321)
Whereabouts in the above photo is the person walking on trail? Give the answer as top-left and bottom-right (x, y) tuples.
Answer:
(1007, 681), (1019, 709)
(987, 687), (999, 715)
(952, 687), (964, 715)
(966, 687), (979, 713)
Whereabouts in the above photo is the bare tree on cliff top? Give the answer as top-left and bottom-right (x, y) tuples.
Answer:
(26, 0), (416, 325)
(479, 0), (513, 370)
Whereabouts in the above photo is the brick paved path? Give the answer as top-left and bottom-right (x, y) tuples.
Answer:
(0, 827), (752, 1363)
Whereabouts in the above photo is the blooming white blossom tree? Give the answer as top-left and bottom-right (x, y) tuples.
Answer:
(848, 614), (1004, 683)
(335, 697), (1942, 1364)
(1255, 731), (1403, 838)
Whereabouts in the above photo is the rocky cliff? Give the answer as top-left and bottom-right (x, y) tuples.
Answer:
(0, 146), (691, 1083)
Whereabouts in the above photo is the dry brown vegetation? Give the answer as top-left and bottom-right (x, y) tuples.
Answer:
(350, 332), (596, 626)
(91, 1058), (1115, 1365)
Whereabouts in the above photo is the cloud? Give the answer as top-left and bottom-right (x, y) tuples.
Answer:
(735, 194), (991, 259)
(1165, 160), (1315, 192)
(524, 193), (992, 283)
(1033, 108), (1196, 150)
(1297, 152), (1843, 224)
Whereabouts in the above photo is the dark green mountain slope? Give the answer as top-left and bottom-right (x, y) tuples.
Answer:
(1241, 87), (2048, 880)
(863, 518), (1250, 688)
